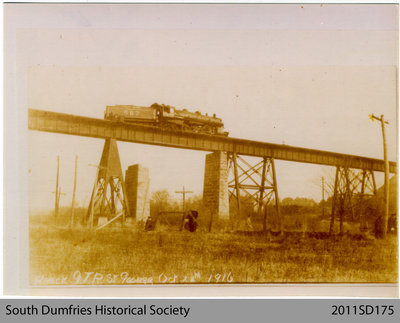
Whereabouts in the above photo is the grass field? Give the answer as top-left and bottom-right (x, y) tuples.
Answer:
(29, 219), (398, 285)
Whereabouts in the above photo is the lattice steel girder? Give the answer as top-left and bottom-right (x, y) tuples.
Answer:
(228, 184), (273, 190)
(86, 138), (130, 228)
(228, 154), (281, 231)
(329, 166), (376, 234)
(28, 109), (396, 173)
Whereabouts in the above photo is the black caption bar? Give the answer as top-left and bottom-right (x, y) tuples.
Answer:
(1, 299), (399, 323)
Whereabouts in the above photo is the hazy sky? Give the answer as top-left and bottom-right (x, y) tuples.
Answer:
(8, 4), (397, 211)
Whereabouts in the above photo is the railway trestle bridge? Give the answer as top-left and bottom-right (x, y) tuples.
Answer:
(28, 109), (396, 232)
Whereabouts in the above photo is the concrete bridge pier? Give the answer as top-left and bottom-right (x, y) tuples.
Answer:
(203, 152), (230, 231)
(125, 164), (150, 222)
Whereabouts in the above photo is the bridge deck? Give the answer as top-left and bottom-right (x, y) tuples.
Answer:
(28, 109), (396, 173)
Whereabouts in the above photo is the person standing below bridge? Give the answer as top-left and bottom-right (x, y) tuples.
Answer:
(184, 210), (198, 232)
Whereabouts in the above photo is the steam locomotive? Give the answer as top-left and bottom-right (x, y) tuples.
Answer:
(104, 103), (228, 136)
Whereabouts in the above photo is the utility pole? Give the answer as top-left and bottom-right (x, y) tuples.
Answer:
(70, 155), (78, 227)
(54, 155), (60, 218)
(58, 188), (66, 206)
(369, 113), (389, 238)
(321, 176), (325, 217)
(175, 186), (193, 231)
(53, 186), (66, 223)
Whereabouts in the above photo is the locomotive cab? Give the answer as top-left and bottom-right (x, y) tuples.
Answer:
(161, 105), (175, 118)
(152, 103), (176, 119)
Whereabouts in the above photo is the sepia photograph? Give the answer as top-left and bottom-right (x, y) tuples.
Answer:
(3, 3), (398, 296)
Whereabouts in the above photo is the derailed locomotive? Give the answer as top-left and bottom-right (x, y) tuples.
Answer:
(104, 103), (228, 136)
